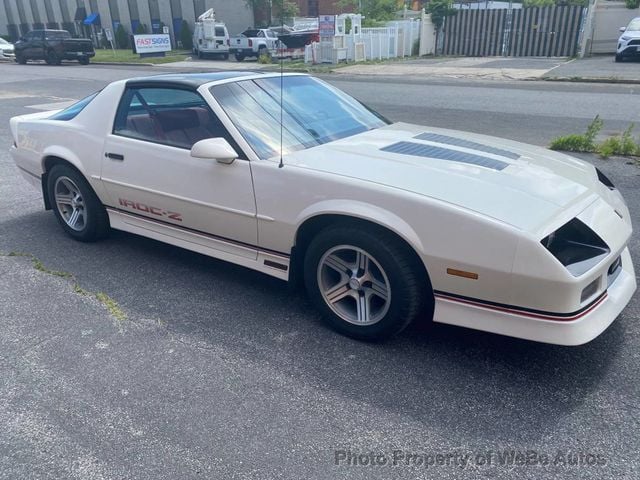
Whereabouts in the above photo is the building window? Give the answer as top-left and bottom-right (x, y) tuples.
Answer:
(308, 0), (319, 17)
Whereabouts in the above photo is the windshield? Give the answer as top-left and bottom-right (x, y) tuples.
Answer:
(627, 18), (640, 32)
(45, 31), (71, 40)
(211, 76), (387, 159)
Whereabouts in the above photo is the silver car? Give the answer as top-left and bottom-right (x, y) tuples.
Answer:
(616, 17), (640, 62)
(0, 37), (15, 60)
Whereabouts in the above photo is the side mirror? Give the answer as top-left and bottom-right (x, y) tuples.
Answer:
(191, 138), (238, 164)
(620, 27), (626, 32)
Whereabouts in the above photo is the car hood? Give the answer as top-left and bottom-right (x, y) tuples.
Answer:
(282, 123), (601, 233)
(620, 29), (640, 40)
(0, 44), (13, 51)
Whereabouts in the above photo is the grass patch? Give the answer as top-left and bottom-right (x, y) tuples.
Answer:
(95, 292), (127, 324)
(550, 116), (640, 159)
(3, 251), (127, 325)
(93, 49), (189, 64)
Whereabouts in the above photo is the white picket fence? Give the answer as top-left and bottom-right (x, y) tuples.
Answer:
(305, 19), (421, 64)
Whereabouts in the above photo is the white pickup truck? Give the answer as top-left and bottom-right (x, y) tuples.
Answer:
(229, 28), (280, 61)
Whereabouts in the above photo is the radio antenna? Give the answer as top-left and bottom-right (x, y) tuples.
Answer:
(278, 0), (285, 169)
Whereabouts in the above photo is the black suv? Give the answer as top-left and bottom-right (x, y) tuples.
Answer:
(14, 29), (95, 65)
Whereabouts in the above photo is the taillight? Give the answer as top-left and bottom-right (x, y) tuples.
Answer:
(227, 39), (230, 46)
(249, 39), (253, 47)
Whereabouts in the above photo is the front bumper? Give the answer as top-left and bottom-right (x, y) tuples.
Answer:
(62, 51), (95, 60)
(0, 50), (15, 59)
(433, 247), (636, 345)
(617, 42), (640, 58)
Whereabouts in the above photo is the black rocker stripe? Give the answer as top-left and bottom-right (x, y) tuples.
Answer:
(106, 207), (290, 258)
(434, 289), (607, 321)
(17, 165), (41, 180)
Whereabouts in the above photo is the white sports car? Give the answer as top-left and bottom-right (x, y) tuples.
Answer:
(9, 72), (635, 344)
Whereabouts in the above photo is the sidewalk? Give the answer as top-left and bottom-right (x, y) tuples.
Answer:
(128, 54), (640, 84)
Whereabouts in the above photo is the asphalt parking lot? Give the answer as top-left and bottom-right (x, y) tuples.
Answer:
(1, 62), (639, 480)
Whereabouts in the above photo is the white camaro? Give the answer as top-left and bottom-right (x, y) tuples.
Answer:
(10, 72), (635, 344)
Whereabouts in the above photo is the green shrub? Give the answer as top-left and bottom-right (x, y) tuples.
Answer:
(549, 116), (603, 152)
(134, 23), (148, 35)
(584, 115), (604, 146)
(180, 20), (193, 51)
(620, 124), (636, 156)
(626, 0), (640, 9)
(115, 24), (129, 49)
(597, 137), (621, 159)
(549, 134), (593, 152)
(597, 125), (638, 158)
(258, 52), (272, 64)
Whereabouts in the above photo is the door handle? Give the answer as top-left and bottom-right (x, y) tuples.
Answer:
(105, 152), (124, 161)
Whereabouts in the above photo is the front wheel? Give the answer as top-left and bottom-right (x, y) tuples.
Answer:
(222, 53), (229, 61)
(15, 53), (26, 64)
(47, 164), (110, 242)
(79, 56), (90, 65)
(235, 53), (245, 62)
(615, 53), (623, 63)
(304, 225), (429, 341)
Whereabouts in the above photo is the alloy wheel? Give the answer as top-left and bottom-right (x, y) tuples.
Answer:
(54, 176), (86, 231)
(317, 245), (391, 326)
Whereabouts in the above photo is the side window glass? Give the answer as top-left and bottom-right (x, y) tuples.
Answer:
(113, 87), (243, 155)
(257, 31), (265, 38)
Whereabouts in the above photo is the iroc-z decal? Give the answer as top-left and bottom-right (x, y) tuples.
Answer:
(118, 198), (183, 222)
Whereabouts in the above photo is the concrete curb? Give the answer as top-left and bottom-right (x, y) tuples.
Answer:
(91, 61), (157, 67)
(542, 76), (640, 85)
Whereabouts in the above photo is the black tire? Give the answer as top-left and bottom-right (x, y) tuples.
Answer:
(47, 164), (110, 242)
(304, 225), (429, 341)
(45, 50), (60, 65)
(615, 54), (623, 63)
(197, 49), (203, 59)
(235, 53), (245, 62)
(15, 53), (27, 64)
(79, 56), (90, 65)
(222, 53), (229, 61)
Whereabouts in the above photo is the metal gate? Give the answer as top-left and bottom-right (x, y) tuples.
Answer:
(443, 6), (585, 57)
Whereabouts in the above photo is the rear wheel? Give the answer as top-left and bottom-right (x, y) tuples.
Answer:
(45, 50), (60, 65)
(197, 49), (204, 59)
(222, 53), (229, 60)
(79, 56), (90, 65)
(15, 53), (26, 64)
(304, 225), (429, 341)
(47, 164), (110, 242)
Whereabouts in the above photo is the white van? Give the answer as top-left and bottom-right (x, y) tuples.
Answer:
(193, 9), (230, 60)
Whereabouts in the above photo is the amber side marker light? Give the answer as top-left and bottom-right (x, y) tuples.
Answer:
(447, 268), (479, 280)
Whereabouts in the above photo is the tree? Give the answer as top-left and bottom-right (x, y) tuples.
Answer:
(523, 0), (555, 6)
(180, 20), (193, 50)
(115, 24), (129, 49)
(245, 0), (299, 25)
(426, 0), (457, 31)
(134, 23), (148, 35)
(338, 0), (398, 26)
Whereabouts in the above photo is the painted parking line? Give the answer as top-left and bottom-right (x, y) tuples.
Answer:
(25, 99), (77, 110)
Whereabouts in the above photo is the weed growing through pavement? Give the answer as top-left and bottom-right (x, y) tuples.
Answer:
(2, 251), (127, 327)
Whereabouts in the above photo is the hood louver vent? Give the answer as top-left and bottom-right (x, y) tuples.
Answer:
(414, 132), (520, 160)
(381, 141), (509, 171)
